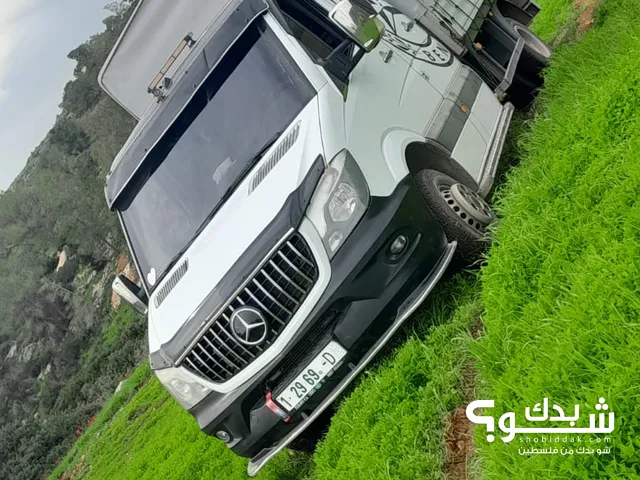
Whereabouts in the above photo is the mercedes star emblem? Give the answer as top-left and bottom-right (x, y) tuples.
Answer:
(229, 306), (268, 346)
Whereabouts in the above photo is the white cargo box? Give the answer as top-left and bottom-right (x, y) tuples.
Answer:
(99, 0), (240, 120)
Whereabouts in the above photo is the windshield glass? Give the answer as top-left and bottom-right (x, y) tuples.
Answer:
(117, 20), (314, 290)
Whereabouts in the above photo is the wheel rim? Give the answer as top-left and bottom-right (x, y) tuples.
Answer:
(438, 182), (495, 232)
(514, 24), (552, 59)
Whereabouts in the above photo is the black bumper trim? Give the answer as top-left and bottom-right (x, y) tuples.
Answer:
(247, 241), (457, 476)
(188, 175), (450, 460)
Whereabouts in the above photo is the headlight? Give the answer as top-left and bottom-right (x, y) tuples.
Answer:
(306, 150), (369, 257)
(155, 366), (211, 409)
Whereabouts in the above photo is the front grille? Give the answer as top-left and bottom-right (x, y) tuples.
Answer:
(182, 232), (318, 383)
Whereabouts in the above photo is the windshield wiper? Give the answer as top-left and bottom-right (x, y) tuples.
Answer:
(212, 130), (283, 206)
(252, 131), (283, 163)
(156, 132), (283, 285)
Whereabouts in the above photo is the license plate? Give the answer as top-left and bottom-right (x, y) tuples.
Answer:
(275, 341), (347, 413)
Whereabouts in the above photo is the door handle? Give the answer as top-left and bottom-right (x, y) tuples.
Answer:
(380, 50), (393, 63)
(402, 21), (415, 32)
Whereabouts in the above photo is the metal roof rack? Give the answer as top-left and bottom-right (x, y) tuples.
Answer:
(147, 32), (197, 102)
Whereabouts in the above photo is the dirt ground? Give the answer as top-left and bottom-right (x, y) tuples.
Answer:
(444, 317), (483, 480)
(573, 0), (599, 33)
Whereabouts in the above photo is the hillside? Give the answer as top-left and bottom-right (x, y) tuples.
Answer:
(0, 3), (145, 480)
(49, 0), (640, 479)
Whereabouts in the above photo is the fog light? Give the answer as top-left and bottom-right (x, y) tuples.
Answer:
(216, 430), (232, 443)
(389, 235), (408, 255)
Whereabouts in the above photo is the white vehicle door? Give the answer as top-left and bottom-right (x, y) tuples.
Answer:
(368, 1), (491, 179)
(370, 0), (460, 95)
(343, 7), (447, 196)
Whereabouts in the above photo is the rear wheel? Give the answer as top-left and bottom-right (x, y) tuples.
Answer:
(415, 169), (495, 261)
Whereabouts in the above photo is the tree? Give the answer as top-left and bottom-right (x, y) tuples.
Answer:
(104, 0), (134, 16)
(49, 117), (90, 155)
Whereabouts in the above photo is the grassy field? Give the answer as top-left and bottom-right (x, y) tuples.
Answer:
(49, 0), (640, 478)
(48, 274), (481, 480)
(313, 276), (480, 479)
(530, 0), (576, 43)
(49, 363), (310, 480)
(474, 0), (640, 475)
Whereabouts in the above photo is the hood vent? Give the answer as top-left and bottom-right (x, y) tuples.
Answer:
(248, 122), (301, 194)
(154, 260), (189, 308)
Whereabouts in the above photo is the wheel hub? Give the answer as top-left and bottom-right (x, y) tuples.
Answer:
(439, 183), (494, 231)
(514, 24), (552, 58)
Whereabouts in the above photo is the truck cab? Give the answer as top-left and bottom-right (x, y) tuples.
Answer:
(103, 0), (526, 475)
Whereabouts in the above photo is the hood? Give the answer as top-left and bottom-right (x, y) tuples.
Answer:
(147, 98), (324, 352)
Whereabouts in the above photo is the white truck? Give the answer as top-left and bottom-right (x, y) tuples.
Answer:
(103, 0), (548, 475)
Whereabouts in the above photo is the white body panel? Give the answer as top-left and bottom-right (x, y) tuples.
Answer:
(342, 0), (461, 196)
(451, 119), (487, 178)
(384, 0), (483, 39)
(470, 83), (503, 139)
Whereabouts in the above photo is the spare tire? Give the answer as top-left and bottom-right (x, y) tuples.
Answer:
(508, 18), (552, 68)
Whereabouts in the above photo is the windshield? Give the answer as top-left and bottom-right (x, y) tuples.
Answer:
(117, 20), (314, 290)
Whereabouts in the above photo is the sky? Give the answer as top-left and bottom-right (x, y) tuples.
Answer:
(0, 0), (109, 190)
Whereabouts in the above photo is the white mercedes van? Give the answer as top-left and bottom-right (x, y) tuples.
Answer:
(104, 0), (545, 474)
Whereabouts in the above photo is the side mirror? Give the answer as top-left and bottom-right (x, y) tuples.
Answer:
(329, 0), (385, 53)
(113, 274), (148, 315)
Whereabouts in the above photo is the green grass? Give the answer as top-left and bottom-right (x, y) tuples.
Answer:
(48, 363), (153, 479)
(313, 276), (480, 479)
(473, 0), (640, 476)
(78, 306), (140, 367)
(49, 0), (640, 478)
(47, 362), (308, 480)
(102, 307), (138, 346)
(530, 0), (577, 43)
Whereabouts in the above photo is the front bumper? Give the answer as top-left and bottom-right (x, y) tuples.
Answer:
(248, 241), (456, 476)
(188, 175), (455, 474)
